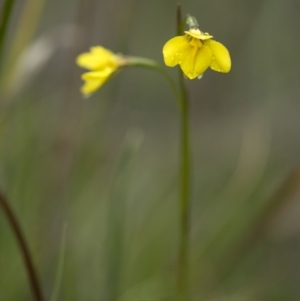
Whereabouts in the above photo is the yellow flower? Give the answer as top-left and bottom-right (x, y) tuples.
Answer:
(163, 27), (231, 79)
(76, 46), (125, 96)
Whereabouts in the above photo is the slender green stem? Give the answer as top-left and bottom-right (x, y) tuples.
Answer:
(177, 4), (190, 301)
(0, 0), (16, 69)
(0, 191), (45, 301)
(178, 83), (190, 301)
(0, 3), (44, 300)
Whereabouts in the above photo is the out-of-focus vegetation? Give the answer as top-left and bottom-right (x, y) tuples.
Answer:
(0, 0), (300, 300)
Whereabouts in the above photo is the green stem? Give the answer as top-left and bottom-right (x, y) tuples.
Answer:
(177, 5), (190, 301)
(0, 0), (16, 70)
(178, 79), (190, 301)
(0, 191), (45, 301)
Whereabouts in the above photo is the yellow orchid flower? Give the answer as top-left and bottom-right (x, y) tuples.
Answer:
(163, 16), (231, 79)
(76, 46), (126, 96)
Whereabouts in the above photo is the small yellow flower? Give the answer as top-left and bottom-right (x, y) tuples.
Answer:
(163, 23), (231, 79)
(76, 46), (125, 96)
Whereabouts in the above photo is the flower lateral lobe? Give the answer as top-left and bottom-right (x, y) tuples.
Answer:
(80, 68), (115, 96)
(76, 46), (125, 97)
(163, 36), (191, 67)
(76, 46), (120, 70)
(203, 39), (231, 73)
(162, 15), (231, 79)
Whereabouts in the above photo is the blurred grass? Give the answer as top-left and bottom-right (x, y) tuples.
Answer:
(0, 0), (300, 301)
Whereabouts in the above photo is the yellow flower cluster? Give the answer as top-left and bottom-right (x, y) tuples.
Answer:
(163, 27), (231, 79)
(76, 15), (231, 96)
(76, 46), (125, 96)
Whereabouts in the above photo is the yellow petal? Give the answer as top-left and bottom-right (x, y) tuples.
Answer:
(81, 68), (114, 80)
(180, 44), (212, 79)
(162, 36), (191, 67)
(80, 68), (114, 95)
(81, 79), (106, 96)
(204, 40), (231, 73)
(76, 46), (117, 70)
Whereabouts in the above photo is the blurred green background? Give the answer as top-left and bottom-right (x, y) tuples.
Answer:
(1, 0), (300, 300)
